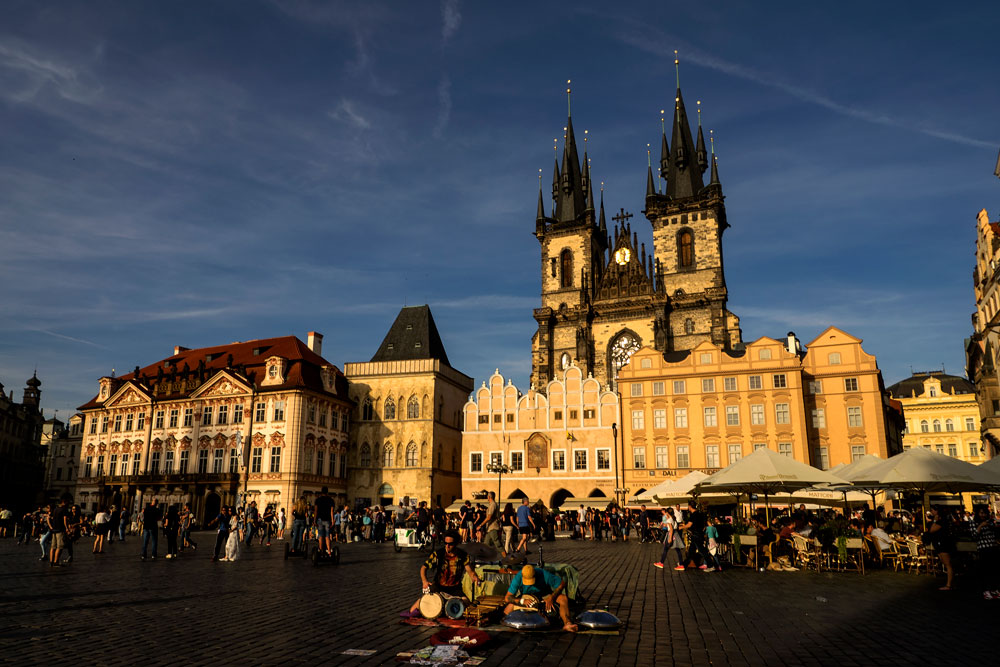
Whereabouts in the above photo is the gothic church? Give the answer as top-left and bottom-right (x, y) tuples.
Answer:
(531, 83), (742, 390)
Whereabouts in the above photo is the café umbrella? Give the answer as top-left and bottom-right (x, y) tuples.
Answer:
(829, 453), (885, 507)
(695, 447), (846, 520)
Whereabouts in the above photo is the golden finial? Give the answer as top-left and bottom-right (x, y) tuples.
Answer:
(646, 143), (651, 168)
(709, 129), (715, 156)
(567, 79), (572, 117)
(697, 100), (702, 127)
(538, 168), (543, 191)
(600, 180), (604, 193)
(660, 109), (665, 135)
(674, 50), (680, 89)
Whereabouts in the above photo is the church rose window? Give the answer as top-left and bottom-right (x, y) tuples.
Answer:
(609, 332), (641, 381)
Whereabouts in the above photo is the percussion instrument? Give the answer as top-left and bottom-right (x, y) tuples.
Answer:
(502, 609), (550, 630)
(444, 597), (466, 619)
(462, 542), (500, 561)
(576, 610), (622, 630)
(464, 595), (505, 627)
(419, 593), (445, 619)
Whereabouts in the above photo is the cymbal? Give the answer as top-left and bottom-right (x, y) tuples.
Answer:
(462, 542), (500, 561)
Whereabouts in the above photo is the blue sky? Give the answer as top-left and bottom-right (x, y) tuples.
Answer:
(2, 1), (998, 421)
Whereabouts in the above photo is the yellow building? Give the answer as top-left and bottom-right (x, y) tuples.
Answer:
(462, 365), (619, 508)
(616, 328), (901, 501)
(76, 332), (353, 522)
(345, 306), (473, 509)
(965, 208), (1000, 458)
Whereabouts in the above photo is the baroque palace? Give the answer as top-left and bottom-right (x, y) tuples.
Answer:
(463, 77), (903, 506)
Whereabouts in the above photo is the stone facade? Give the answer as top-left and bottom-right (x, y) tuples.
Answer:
(966, 208), (1000, 457)
(41, 414), (83, 504)
(0, 375), (45, 512)
(462, 366), (620, 507)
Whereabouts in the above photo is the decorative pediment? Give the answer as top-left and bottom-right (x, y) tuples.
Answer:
(213, 433), (228, 447)
(110, 441), (120, 452)
(229, 434), (239, 446)
(164, 435), (176, 450)
(97, 442), (107, 453)
(86, 443), (96, 454)
(180, 436), (192, 450)
(317, 436), (326, 447)
(199, 435), (211, 448)
(305, 433), (316, 446)
(270, 432), (285, 447)
(190, 371), (253, 399)
(252, 432), (266, 447)
(105, 381), (152, 408)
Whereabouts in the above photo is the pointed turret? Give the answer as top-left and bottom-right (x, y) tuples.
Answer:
(537, 188), (546, 221)
(554, 117), (586, 223)
(696, 125), (708, 174)
(598, 190), (607, 235)
(646, 165), (656, 197)
(710, 154), (720, 186)
(584, 152), (595, 213)
(551, 159), (560, 202)
(659, 132), (670, 180)
(666, 89), (705, 199)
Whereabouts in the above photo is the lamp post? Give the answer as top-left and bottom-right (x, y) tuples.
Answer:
(486, 462), (510, 500)
(611, 422), (620, 506)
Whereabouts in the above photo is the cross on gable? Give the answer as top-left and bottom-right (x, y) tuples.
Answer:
(611, 208), (633, 224)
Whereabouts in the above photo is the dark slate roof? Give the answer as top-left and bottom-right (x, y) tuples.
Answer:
(370, 305), (451, 366)
(886, 371), (975, 399)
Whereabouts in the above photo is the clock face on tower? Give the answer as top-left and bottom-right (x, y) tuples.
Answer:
(614, 248), (631, 265)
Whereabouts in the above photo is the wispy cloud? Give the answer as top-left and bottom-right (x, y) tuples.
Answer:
(31, 329), (110, 350)
(433, 76), (452, 138)
(329, 98), (371, 129)
(617, 27), (996, 150)
(441, 0), (462, 45)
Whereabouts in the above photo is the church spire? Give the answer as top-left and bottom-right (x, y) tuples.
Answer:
(709, 130), (721, 186)
(537, 170), (546, 221)
(659, 108), (669, 183)
(695, 101), (708, 174)
(645, 143), (655, 197)
(665, 87), (705, 199)
(598, 184), (607, 235)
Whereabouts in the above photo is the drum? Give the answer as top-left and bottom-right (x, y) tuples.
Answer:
(502, 609), (550, 630)
(419, 593), (444, 619)
(444, 597), (466, 619)
(577, 610), (621, 630)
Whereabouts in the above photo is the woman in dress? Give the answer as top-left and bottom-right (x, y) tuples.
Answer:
(92, 507), (109, 554)
(925, 506), (956, 590)
(225, 507), (240, 561)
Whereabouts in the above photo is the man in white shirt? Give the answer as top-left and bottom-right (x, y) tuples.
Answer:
(869, 525), (894, 551)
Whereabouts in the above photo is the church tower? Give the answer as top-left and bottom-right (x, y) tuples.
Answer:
(644, 84), (741, 350)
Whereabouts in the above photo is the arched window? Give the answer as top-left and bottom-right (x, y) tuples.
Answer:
(383, 397), (396, 420)
(560, 249), (573, 288)
(382, 443), (394, 467)
(945, 419), (954, 432)
(407, 395), (420, 419)
(360, 443), (371, 467)
(377, 483), (394, 499)
(406, 442), (418, 467)
(933, 419), (942, 432)
(684, 319), (694, 335)
(362, 397), (373, 421)
(677, 229), (694, 269)
(920, 420), (929, 433)
(609, 330), (642, 383)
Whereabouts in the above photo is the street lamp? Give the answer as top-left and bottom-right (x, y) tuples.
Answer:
(611, 422), (620, 506)
(486, 461), (511, 499)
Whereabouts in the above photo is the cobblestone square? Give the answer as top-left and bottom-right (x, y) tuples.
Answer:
(0, 534), (990, 666)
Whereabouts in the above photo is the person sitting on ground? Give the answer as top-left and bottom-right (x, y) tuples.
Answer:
(404, 530), (481, 617)
(503, 564), (578, 633)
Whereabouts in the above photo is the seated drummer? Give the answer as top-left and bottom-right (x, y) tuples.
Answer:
(406, 530), (482, 616)
(504, 564), (578, 632)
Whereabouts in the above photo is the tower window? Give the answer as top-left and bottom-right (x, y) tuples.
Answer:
(685, 319), (694, 335)
(560, 249), (573, 288)
(678, 229), (695, 269)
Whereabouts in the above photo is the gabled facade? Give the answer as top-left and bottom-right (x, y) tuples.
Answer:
(75, 333), (353, 522)
(966, 208), (1000, 457)
(0, 375), (45, 511)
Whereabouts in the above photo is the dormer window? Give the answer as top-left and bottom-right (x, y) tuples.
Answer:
(268, 366), (278, 379)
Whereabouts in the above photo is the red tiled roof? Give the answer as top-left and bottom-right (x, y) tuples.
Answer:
(78, 336), (350, 410)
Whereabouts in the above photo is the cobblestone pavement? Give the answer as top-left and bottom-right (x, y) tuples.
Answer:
(0, 533), (992, 666)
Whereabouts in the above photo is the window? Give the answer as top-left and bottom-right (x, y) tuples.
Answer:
(653, 409), (667, 429)
(584, 409), (595, 419)
(154, 411), (164, 428)
(306, 403), (316, 423)
(362, 398), (373, 421)
(163, 451), (174, 474)
(828, 353), (841, 365)
(101, 416), (109, 433)
(560, 248), (573, 287)
(929, 387), (938, 397)
(273, 401), (285, 421)
(120, 453), (129, 476)
(724, 377), (737, 392)
(478, 415), (489, 425)
(507, 413), (515, 423)
(775, 403), (790, 424)
(652, 382), (665, 396)
(202, 406), (213, 426)
(318, 408), (327, 428)
(728, 444), (742, 464)
(772, 374), (787, 389)
(678, 229), (694, 268)
(407, 396), (420, 419)
(808, 380), (822, 394)
(406, 443), (418, 467)
(339, 453), (346, 478)
(229, 448), (239, 473)
(759, 349), (772, 360)
(596, 449), (610, 470)
(84, 456), (93, 477)
(89, 419), (97, 435)
(851, 445), (866, 462)
(573, 450), (588, 471)
(700, 353), (713, 365)
(125, 413), (134, 431)
(493, 414), (502, 424)
(945, 419), (954, 432)
(674, 408), (688, 428)
(845, 378), (859, 392)
(217, 405), (228, 425)
(704, 406), (717, 427)
(183, 408), (193, 427)
(920, 420), (929, 433)
(251, 447), (262, 473)
(966, 417), (976, 431)
(676, 445), (690, 468)
(270, 447), (281, 473)
(935, 444), (944, 454)
(329, 452), (337, 477)
(706, 445), (720, 468)
(256, 402), (266, 422)
(726, 405), (739, 426)
(212, 448), (223, 473)
(315, 450), (324, 474)
(931, 419), (941, 432)
(641, 358), (651, 369)
(113, 414), (123, 432)
(177, 450), (188, 473)
(383, 444), (394, 467)
(109, 454), (117, 475)
(490, 452), (503, 467)
(384, 397), (396, 420)
(133, 455), (141, 475)
(511, 451), (524, 471)
(553, 411), (562, 421)
(702, 378), (715, 393)
(673, 380), (686, 394)
(470, 452), (482, 472)
(684, 319), (694, 334)
(748, 375), (762, 390)
(948, 443), (958, 457)
(360, 444), (371, 468)
(631, 383), (643, 397)
(848, 407), (863, 427)
(812, 409), (826, 428)
(632, 410), (645, 429)
(655, 446), (668, 468)
(167, 410), (177, 428)
(56, 468), (62, 481)
(993, 399), (999, 415)
(778, 442), (792, 457)
(817, 447), (830, 470)
(970, 442), (981, 457)
(633, 447), (646, 469)
(552, 450), (566, 471)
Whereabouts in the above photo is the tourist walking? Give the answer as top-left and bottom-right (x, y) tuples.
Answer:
(925, 506), (956, 591)
(679, 500), (712, 571)
(291, 498), (307, 552)
(277, 507), (286, 541)
(514, 497), (535, 553)
(118, 507), (129, 542)
(655, 507), (685, 570)
(140, 499), (161, 560)
(63, 504), (81, 564)
(225, 510), (240, 561)
(92, 507), (109, 554)
(502, 503), (517, 554)
(48, 496), (69, 567)
(209, 506), (230, 562)
(972, 507), (999, 599)
(163, 504), (180, 559)
(180, 503), (197, 550)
